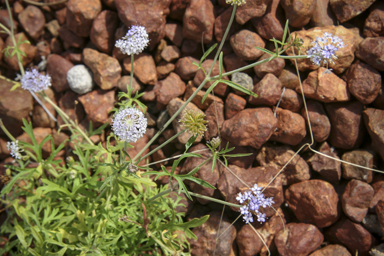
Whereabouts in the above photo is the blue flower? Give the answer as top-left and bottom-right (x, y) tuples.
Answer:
(7, 140), (22, 160)
(115, 25), (149, 56)
(21, 69), (51, 93)
(112, 107), (147, 143)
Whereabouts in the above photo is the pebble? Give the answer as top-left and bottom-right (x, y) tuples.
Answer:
(67, 65), (94, 95)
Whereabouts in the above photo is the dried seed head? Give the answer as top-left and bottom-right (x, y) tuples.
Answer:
(179, 109), (208, 137)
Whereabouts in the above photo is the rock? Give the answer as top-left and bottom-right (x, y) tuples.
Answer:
(125, 135), (150, 166)
(235, 0), (271, 25)
(66, 0), (102, 37)
(279, 67), (300, 90)
(50, 38), (63, 54)
(275, 223), (324, 256)
(286, 179), (340, 228)
(204, 102), (224, 140)
(17, 128), (52, 158)
(356, 37), (384, 72)
(175, 56), (199, 80)
(166, 98), (204, 144)
(0, 78), (33, 137)
(156, 61), (175, 79)
(182, 0), (215, 43)
(307, 142), (342, 184)
(35, 41), (50, 63)
(217, 165), (284, 217)
(254, 53), (285, 78)
(83, 48), (121, 90)
(298, 67), (350, 103)
(123, 53), (157, 85)
(285, 26), (356, 74)
(220, 140), (257, 169)
(230, 29), (265, 61)
(164, 22), (183, 47)
(325, 101), (365, 150)
(325, 217), (375, 255)
(181, 38), (203, 59)
(18, 5), (45, 41)
(224, 53), (252, 75)
(376, 200), (384, 238)
(90, 10), (119, 53)
(46, 54), (73, 93)
(55, 8), (67, 25)
(0, 9), (18, 40)
(373, 83), (384, 110)
(78, 89), (115, 127)
(67, 65), (94, 94)
(281, 0), (316, 27)
(330, 0), (376, 23)
(309, 244), (351, 256)
(251, 0), (284, 41)
(280, 88), (303, 113)
(344, 61), (381, 104)
(193, 59), (229, 97)
(363, 108), (384, 161)
(256, 144), (310, 186)
(310, 0), (337, 27)
(160, 45), (180, 62)
(214, 7), (241, 42)
(225, 93), (246, 119)
(220, 108), (277, 149)
(370, 180), (384, 212)
(301, 100), (331, 142)
(341, 150), (375, 183)
(156, 72), (186, 106)
(184, 82), (223, 110)
(32, 88), (56, 128)
(58, 24), (86, 48)
(271, 108), (307, 146)
(362, 214), (383, 237)
(157, 110), (169, 130)
(231, 72), (254, 96)
(115, 0), (171, 48)
(3, 33), (36, 71)
(248, 73), (281, 106)
(364, 2), (384, 37)
(342, 179), (374, 223)
(169, 0), (190, 21)
(57, 91), (86, 129)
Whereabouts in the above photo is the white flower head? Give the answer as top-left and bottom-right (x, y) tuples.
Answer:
(7, 140), (22, 159)
(226, 0), (246, 5)
(115, 25), (149, 55)
(21, 69), (51, 93)
(112, 107), (147, 143)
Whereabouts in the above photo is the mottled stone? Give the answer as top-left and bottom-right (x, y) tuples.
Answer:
(235, 0), (271, 25)
(175, 56), (199, 80)
(230, 29), (265, 61)
(225, 93), (246, 119)
(193, 59), (229, 96)
(220, 108), (277, 149)
(66, 0), (102, 37)
(281, 0), (316, 27)
(249, 73), (281, 106)
(309, 244), (351, 256)
(286, 180), (340, 228)
(156, 72), (186, 106)
(364, 2), (384, 37)
(214, 7), (241, 42)
(302, 100), (331, 142)
(204, 102), (224, 140)
(330, 0), (376, 23)
(123, 53), (157, 85)
(3, 33), (36, 71)
(18, 5), (45, 41)
(90, 10), (119, 53)
(280, 88), (303, 113)
(184, 82), (223, 110)
(356, 37), (384, 72)
(46, 54), (73, 93)
(231, 72), (254, 96)
(342, 150), (375, 183)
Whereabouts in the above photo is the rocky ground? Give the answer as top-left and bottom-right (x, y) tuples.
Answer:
(0, 0), (384, 255)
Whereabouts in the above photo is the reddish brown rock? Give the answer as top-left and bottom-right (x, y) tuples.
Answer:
(373, 83), (384, 109)
(223, 53), (251, 74)
(181, 38), (203, 59)
(370, 180), (384, 212)
(376, 200), (384, 237)
(309, 244), (352, 256)
(249, 73), (281, 106)
(307, 142), (342, 184)
(204, 102), (224, 140)
(364, 2), (384, 37)
(116, 76), (142, 94)
(0, 9), (18, 40)
(160, 45), (180, 62)
(59, 24), (86, 49)
(156, 61), (175, 79)
(115, 0), (171, 48)
(281, 0), (316, 27)
(225, 93), (246, 119)
(271, 108), (307, 146)
(341, 150), (375, 183)
(83, 48), (121, 90)
(256, 144), (310, 185)
(325, 218), (375, 255)
(184, 83), (223, 110)
(285, 180), (340, 228)
(254, 53), (285, 78)
(214, 7), (241, 42)
(280, 88), (303, 113)
(90, 10), (119, 53)
(32, 88), (56, 128)
(182, 0), (215, 43)
(17, 128), (52, 158)
(235, 0), (271, 25)
(164, 22), (183, 47)
(275, 223), (324, 256)
(230, 29), (265, 61)
(344, 61), (381, 104)
(220, 140), (257, 169)
(126, 135), (150, 167)
(193, 59), (229, 97)
(156, 72), (186, 106)
(251, 0), (284, 41)
(18, 5), (45, 41)
(78, 89), (115, 127)
(169, 0), (190, 20)
(50, 38), (64, 54)
(330, 0), (376, 23)
(57, 91), (86, 129)
(55, 8), (67, 25)
(3, 33), (36, 71)
(279, 67), (300, 90)
(220, 108), (278, 149)
(301, 100), (331, 142)
(46, 54), (74, 93)
(123, 53), (157, 85)
(175, 56), (199, 81)
(363, 108), (384, 161)
(66, 0), (102, 37)
(299, 67), (350, 103)
(342, 179), (374, 223)
(311, 0), (337, 27)
(357, 37), (384, 72)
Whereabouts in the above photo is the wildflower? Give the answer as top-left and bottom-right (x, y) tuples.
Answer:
(179, 110), (208, 137)
(112, 107), (147, 143)
(6, 140), (22, 160)
(306, 32), (344, 69)
(21, 69), (51, 93)
(226, 0), (246, 6)
(115, 25), (149, 56)
(236, 185), (274, 224)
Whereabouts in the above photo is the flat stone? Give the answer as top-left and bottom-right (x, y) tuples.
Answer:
(341, 150), (375, 183)
(376, 200), (384, 238)
(116, 76), (142, 94)
(278, 67), (300, 90)
(230, 29), (265, 61)
(169, 0), (190, 21)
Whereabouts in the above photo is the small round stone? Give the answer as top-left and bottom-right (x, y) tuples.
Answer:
(67, 65), (94, 94)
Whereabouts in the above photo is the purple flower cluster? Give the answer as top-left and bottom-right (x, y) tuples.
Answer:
(115, 25), (149, 56)
(236, 184), (274, 224)
(7, 140), (22, 160)
(112, 107), (147, 143)
(306, 32), (344, 68)
(21, 69), (51, 93)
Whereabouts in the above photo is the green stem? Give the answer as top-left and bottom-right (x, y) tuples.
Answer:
(128, 54), (134, 93)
